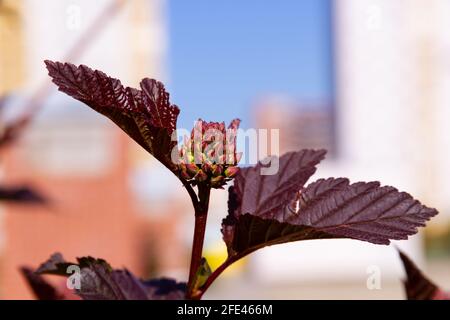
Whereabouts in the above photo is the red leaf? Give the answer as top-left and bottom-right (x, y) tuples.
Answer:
(223, 150), (438, 257)
(0, 185), (47, 204)
(398, 250), (449, 300)
(35, 253), (186, 300)
(20, 266), (65, 300)
(45, 61), (180, 170)
(232, 149), (327, 220)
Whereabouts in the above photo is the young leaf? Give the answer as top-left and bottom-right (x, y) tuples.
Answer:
(398, 250), (449, 300)
(192, 257), (212, 292)
(222, 151), (438, 258)
(35, 253), (186, 300)
(45, 60), (180, 171)
(20, 266), (65, 300)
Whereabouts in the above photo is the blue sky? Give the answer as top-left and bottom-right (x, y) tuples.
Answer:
(167, 0), (333, 129)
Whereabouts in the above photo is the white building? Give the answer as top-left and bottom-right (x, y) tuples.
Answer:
(250, 0), (450, 294)
(0, 0), (169, 298)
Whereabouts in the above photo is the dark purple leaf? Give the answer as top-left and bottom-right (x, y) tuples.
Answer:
(77, 263), (150, 300)
(232, 149), (327, 220)
(398, 250), (449, 300)
(0, 186), (47, 204)
(145, 278), (187, 300)
(36, 253), (186, 300)
(223, 150), (438, 257)
(45, 60), (180, 171)
(20, 266), (65, 300)
(36, 252), (74, 275)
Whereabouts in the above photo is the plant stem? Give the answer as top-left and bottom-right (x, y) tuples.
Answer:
(187, 214), (207, 293)
(181, 179), (199, 209)
(186, 185), (210, 299)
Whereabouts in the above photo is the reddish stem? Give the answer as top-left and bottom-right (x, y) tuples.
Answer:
(187, 214), (208, 288)
(186, 185), (210, 299)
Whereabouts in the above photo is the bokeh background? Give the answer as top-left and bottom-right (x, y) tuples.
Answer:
(0, 0), (449, 299)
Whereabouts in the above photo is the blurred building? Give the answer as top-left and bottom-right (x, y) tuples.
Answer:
(248, 0), (450, 288)
(334, 0), (450, 251)
(1, 0), (449, 300)
(253, 96), (334, 155)
(0, 0), (185, 299)
(0, 0), (25, 95)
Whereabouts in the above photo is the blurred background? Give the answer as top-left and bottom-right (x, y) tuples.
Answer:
(0, 0), (449, 299)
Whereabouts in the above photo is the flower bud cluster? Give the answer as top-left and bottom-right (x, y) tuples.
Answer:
(178, 119), (241, 189)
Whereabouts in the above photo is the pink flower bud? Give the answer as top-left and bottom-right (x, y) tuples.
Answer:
(202, 163), (212, 174)
(178, 163), (190, 180)
(211, 165), (222, 176)
(225, 166), (239, 178)
(185, 163), (199, 176)
(194, 169), (208, 182)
